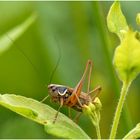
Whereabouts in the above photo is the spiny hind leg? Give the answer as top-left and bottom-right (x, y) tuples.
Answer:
(72, 59), (93, 107)
(87, 60), (93, 94)
(66, 60), (93, 107)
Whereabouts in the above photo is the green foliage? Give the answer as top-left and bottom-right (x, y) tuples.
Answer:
(0, 1), (140, 139)
(107, 1), (129, 41)
(0, 94), (90, 139)
(0, 13), (36, 55)
(108, 1), (140, 83)
(107, 1), (140, 139)
(123, 123), (140, 139)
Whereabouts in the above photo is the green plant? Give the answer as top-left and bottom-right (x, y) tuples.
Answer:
(0, 1), (140, 139)
(107, 1), (140, 139)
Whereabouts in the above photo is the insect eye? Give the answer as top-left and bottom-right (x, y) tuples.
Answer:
(51, 86), (56, 92)
(52, 89), (55, 92)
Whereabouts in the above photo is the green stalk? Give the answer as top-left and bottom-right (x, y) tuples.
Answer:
(95, 123), (101, 139)
(93, 2), (133, 131)
(90, 112), (101, 139)
(109, 81), (131, 139)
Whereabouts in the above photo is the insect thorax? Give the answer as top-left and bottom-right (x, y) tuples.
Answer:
(48, 84), (72, 102)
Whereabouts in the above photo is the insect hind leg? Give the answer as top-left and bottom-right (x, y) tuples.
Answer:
(66, 60), (93, 107)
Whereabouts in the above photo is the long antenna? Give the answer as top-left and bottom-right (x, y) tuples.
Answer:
(49, 37), (61, 84)
(4, 33), (61, 87)
(5, 33), (43, 82)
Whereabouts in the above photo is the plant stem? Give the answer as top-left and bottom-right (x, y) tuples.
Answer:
(109, 80), (131, 139)
(95, 123), (101, 139)
(90, 113), (101, 139)
(94, 1), (133, 131)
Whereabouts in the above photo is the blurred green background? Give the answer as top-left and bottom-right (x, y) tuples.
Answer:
(0, 1), (140, 139)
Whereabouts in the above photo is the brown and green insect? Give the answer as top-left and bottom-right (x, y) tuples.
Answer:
(5, 33), (101, 123)
(47, 60), (101, 123)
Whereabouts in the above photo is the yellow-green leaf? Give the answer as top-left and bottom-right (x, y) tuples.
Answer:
(0, 13), (36, 55)
(0, 94), (90, 139)
(123, 123), (140, 139)
(107, 1), (129, 41)
(113, 30), (140, 82)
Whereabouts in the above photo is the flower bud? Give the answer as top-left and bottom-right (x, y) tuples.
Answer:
(114, 30), (140, 82)
(82, 98), (102, 127)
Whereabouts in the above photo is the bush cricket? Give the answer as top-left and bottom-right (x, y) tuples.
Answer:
(47, 59), (101, 123)
(4, 33), (101, 124)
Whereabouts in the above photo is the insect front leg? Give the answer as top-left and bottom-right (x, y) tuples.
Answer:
(40, 95), (50, 102)
(53, 97), (64, 123)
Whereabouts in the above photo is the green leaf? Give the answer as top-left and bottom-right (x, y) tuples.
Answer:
(123, 123), (140, 139)
(0, 13), (36, 55)
(0, 94), (90, 139)
(107, 1), (129, 41)
(113, 30), (140, 82)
